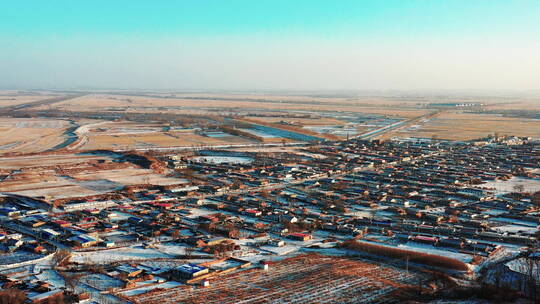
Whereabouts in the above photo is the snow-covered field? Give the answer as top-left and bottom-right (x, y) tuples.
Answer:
(191, 156), (253, 164)
(119, 281), (182, 297)
(72, 246), (174, 264)
(398, 242), (474, 263)
(259, 245), (299, 256)
(0, 251), (43, 265)
(132, 253), (431, 304)
(155, 243), (206, 256)
(35, 269), (65, 288)
(493, 224), (538, 234)
(481, 177), (540, 194)
(81, 273), (124, 291)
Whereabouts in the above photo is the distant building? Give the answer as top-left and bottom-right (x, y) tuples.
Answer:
(288, 233), (312, 242)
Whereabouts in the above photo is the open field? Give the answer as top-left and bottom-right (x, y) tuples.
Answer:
(0, 118), (71, 154)
(0, 153), (109, 170)
(42, 93), (426, 108)
(0, 166), (183, 200)
(134, 253), (431, 304)
(244, 116), (348, 126)
(0, 170), (120, 199)
(37, 94), (430, 118)
(70, 167), (187, 186)
(0, 152), (186, 200)
(77, 121), (255, 150)
(153, 93), (422, 105)
(242, 116), (392, 138)
(72, 246), (174, 264)
(2, 93), (539, 154)
(0, 91), (61, 107)
(483, 99), (540, 111)
(0, 95), (57, 107)
(82, 132), (254, 150)
(395, 111), (540, 140)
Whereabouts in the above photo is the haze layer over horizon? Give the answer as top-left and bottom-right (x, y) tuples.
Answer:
(1, 0), (539, 91)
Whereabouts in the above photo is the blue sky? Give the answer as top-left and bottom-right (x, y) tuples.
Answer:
(1, 1), (539, 90)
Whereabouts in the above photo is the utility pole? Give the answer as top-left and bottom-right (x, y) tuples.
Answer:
(405, 256), (409, 275)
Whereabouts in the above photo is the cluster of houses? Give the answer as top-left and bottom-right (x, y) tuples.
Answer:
(1, 140), (538, 255)
(0, 275), (71, 304)
(0, 137), (538, 302)
(0, 231), (47, 255)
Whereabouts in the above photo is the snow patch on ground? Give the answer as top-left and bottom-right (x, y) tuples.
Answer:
(120, 281), (183, 296)
(398, 242), (473, 263)
(72, 246), (174, 264)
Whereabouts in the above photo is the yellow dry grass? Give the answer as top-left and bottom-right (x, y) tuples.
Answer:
(0, 94), (60, 107)
(484, 99), (540, 111)
(0, 165), (185, 200)
(41, 94), (429, 118)
(0, 118), (69, 154)
(0, 154), (109, 170)
(244, 116), (347, 126)
(396, 112), (540, 140)
(80, 132), (254, 150)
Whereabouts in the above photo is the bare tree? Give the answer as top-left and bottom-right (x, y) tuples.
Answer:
(48, 294), (65, 304)
(52, 249), (72, 268)
(171, 229), (180, 240)
(62, 272), (83, 292)
(184, 246), (195, 259)
(524, 254), (540, 302)
(513, 184), (525, 193)
(532, 191), (540, 207)
(83, 255), (93, 266)
(0, 289), (26, 304)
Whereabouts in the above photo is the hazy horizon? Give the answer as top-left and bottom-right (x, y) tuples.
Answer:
(2, 1), (540, 91)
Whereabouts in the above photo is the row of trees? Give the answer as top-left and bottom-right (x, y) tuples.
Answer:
(341, 239), (469, 271)
(0, 289), (27, 304)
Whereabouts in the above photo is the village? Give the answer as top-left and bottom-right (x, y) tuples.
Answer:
(0, 135), (538, 303)
(3, 1), (540, 302)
